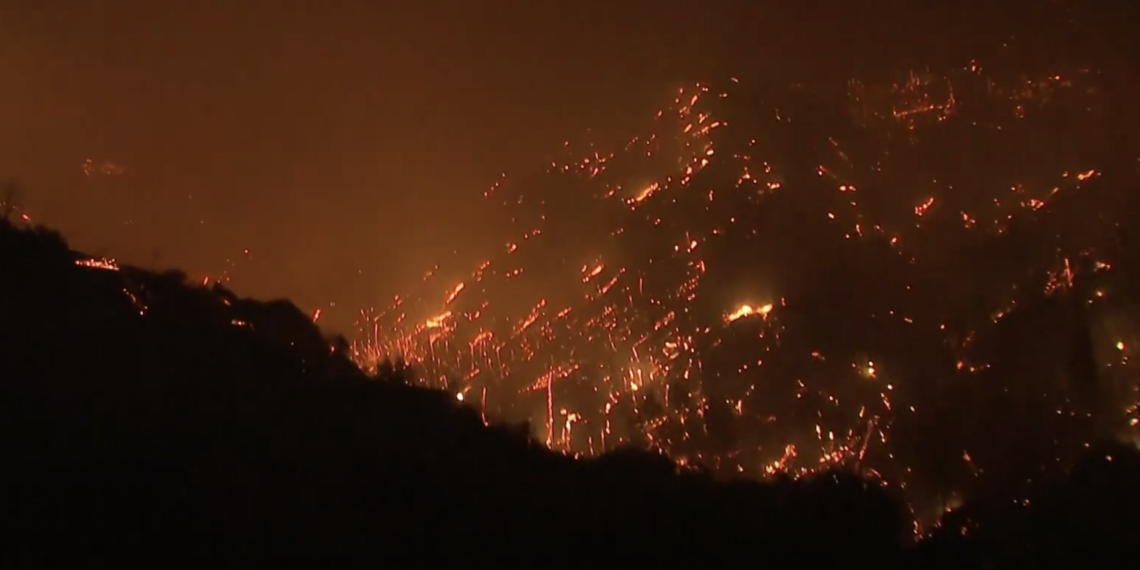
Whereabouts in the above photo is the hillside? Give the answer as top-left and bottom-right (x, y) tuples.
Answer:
(356, 72), (1140, 520)
(3, 216), (1138, 567)
(1, 217), (912, 566)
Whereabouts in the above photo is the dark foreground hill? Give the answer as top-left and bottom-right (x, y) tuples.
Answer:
(1, 217), (1137, 567)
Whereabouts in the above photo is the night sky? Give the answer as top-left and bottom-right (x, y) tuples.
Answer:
(0, 0), (1130, 332)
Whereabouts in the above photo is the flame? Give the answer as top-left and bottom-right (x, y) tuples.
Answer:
(725, 303), (773, 323)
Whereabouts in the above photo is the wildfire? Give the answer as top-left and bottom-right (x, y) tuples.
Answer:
(345, 66), (1137, 525)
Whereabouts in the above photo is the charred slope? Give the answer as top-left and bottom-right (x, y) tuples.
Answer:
(0, 218), (907, 565)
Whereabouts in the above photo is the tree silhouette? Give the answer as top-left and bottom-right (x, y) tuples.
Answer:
(1, 178), (22, 220)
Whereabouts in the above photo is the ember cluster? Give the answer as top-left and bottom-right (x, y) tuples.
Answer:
(354, 63), (1139, 521)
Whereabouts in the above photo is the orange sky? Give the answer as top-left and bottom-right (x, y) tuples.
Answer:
(0, 0), (1123, 332)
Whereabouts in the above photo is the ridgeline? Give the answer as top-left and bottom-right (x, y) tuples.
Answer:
(1, 217), (1135, 567)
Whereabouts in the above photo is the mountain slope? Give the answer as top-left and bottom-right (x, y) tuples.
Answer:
(0, 217), (907, 565)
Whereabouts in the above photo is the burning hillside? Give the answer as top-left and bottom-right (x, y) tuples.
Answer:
(352, 63), (1139, 519)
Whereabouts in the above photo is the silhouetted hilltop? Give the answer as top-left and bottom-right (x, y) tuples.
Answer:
(0, 218), (909, 566)
(3, 217), (1138, 568)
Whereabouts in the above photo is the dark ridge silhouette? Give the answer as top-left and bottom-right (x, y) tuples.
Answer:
(0, 217), (907, 565)
(2, 216), (1137, 567)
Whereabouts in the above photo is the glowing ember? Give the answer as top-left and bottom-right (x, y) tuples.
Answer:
(81, 159), (126, 177)
(75, 258), (120, 271)
(425, 311), (452, 329)
(725, 303), (773, 323)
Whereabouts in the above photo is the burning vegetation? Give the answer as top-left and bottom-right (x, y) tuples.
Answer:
(351, 66), (1139, 530)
